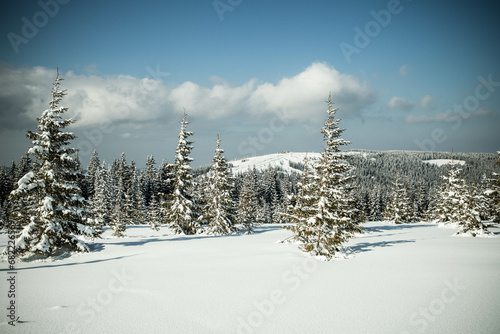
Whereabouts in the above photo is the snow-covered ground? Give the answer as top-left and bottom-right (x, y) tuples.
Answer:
(422, 159), (466, 166)
(1, 222), (499, 334)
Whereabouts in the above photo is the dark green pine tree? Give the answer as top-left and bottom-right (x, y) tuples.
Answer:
(9, 69), (99, 255)
(237, 172), (259, 234)
(202, 135), (237, 235)
(298, 94), (362, 259)
(163, 110), (199, 234)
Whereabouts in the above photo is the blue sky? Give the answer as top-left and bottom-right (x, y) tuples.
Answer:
(0, 0), (499, 168)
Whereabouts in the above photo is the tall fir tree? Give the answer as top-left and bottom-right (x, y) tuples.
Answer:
(489, 151), (500, 224)
(286, 94), (362, 259)
(201, 135), (237, 235)
(163, 110), (199, 234)
(237, 172), (259, 234)
(9, 69), (99, 255)
(282, 155), (318, 244)
(109, 176), (127, 237)
(455, 182), (491, 236)
(0, 201), (6, 230)
(148, 192), (162, 231)
(432, 161), (463, 224)
(383, 176), (413, 224)
(92, 164), (111, 232)
(85, 149), (100, 199)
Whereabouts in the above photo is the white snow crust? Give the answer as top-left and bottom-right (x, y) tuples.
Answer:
(1, 221), (499, 333)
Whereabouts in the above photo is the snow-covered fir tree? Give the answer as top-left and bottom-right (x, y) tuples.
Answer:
(455, 182), (491, 236)
(0, 164), (11, 205)
(237, 172), (259, 234)
(139, 155), (158, 207)
(0, 201), (6, 230)
(200, 135), (237, 235)
(383, 176), (413, 224)
(163, 110), (199, 234)
(432, 161), (463, 224)
(148, 193), (162, 231)
(415, 181), (429, 221)
(92, 164), (111, 232)
(476, 175), (492, 221)
(9, 69), (99, 255)
(109, 176), (127, 237)
(286, 94), (362, 259)
(282, 155), (318, 244)
(489, 151), (500, 224)
(85, 149), (100, 199)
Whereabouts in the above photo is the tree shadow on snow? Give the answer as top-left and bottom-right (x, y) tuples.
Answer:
(363, 223), (434, 234)
(251, 225), (283, 235)
(1, 254), (138, 271)
(350, 239), (415, 254)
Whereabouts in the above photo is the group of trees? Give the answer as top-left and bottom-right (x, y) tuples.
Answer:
(1, 71), (499, 258)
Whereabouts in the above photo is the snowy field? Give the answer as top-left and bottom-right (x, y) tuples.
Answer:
(1, 222), (499, 334)
(422, 159), (466, 166)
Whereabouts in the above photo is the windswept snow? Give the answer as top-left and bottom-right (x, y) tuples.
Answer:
(1, 222), (499, 334)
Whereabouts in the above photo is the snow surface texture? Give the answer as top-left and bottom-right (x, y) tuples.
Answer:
(1, 222), (499, 334)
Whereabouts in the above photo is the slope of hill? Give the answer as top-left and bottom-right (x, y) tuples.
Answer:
(229, 152), (321, 174)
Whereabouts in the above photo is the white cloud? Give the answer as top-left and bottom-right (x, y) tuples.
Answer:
(0, 62), (376, 129)
(248, 62), (376, 121)
(419, 94), (434, 109)
(399, 65), (409, 76)
(387, 96), (414, 111)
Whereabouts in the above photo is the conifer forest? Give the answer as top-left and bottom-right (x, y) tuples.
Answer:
(1, 73), (499, 259)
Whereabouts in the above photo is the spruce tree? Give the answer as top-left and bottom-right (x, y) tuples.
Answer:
(287, 94), (362, 259)
(0, 165), (11, 206)
(281, 155), (318, 244)
(455, 182), (491, 236)
(489, 151), (500, 224)
(0, 201), (5, 230)
(92, 165), (111, 232)
(383, 176), (413, 224)
(9, 69), (99, 255)
(109, 177), (127, 237)
(85, 149), (100, 199)
(202, 135), (237, 235)
(163, 110), (199, 234)
(148, 193), (162, 231)
(432, 161), (463, 224)
(237, 172), (259, 234)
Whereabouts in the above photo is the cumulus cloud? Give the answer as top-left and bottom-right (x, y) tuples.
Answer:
(387, 96), (414, 111)
(248, 63), (376, 121)
(405, 108), (492, 123)
(0, 62), (376, 129)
